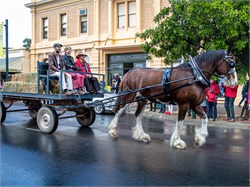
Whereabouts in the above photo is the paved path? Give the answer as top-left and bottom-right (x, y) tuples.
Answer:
(127, 103), (250, 129)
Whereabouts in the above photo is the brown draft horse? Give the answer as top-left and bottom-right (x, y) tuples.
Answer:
(108, 49), (238, 149)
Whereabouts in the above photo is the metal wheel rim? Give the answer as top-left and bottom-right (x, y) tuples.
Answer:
(95, 105), (103, 113)
(41, 114), (51, 127)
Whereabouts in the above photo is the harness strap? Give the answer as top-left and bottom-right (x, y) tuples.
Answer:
(88, 80), (196, 108)
(162, 68), (173, 97)
(188, 56), (210, 87)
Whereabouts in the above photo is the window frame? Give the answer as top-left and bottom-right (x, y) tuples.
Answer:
(117, 2), (126, 29)
(80, 15), (88, 34)
(42, 17), (48, 39)
(128, 1), (136, 28)
(60, 14), (67, 36)
(116, 0), (136, 30)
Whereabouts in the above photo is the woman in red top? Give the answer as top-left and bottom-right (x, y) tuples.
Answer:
(75, 52), (92, 75)
(206, 79), (220, 121)
(75, 52), (101, 93)
(222, 80), (239, 122)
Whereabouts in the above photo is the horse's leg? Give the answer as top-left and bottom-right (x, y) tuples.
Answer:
(170, 104), (188, 149)
(108, 104), (129, 139)
(193, 105), (209, 146)
(132, 100), (151, 142)
(108, 93), (136, 139)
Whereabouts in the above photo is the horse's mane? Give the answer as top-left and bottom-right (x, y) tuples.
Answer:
(175, 50), (226, 69)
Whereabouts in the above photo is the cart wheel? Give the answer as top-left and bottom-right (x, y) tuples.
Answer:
(94, 100), (105, 114)
(0, 102), (6, 123)
(37, 106), (58, 133)
(76, 109), (96, 127)
(27, 101), (42, 119)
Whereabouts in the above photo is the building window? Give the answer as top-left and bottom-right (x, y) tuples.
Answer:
(42, 18), (48, 39)
(80, 15), (87, 33)
(61, 14), (67, 36)
(128, 1), (136, 27)
(118, 3), (125, 29)
(117, 1), (136, 29)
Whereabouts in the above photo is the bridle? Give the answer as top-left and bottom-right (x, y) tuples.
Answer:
(186, 51), (236, 87)
(213, 51), (236, 77)
(196, 52), (236, 82)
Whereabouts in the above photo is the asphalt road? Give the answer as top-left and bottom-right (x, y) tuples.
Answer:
(1, 104), (249, 186)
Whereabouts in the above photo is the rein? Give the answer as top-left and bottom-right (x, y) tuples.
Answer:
(88, 77), (196, 108)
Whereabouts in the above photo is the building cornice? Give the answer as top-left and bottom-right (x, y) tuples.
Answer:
(25, 0), (55, 8)
(95, 43), (143, 50)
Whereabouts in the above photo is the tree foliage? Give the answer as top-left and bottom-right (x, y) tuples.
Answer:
(137, 0), (249, 84)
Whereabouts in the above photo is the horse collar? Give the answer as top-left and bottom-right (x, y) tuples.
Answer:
(188, 56), (210, 87)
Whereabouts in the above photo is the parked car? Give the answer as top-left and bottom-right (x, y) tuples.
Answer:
(92, 92), (117, 114)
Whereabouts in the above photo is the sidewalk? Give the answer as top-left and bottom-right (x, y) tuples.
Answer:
(127, 103), (250, 129)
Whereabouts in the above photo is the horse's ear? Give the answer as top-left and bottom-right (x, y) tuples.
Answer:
(227, 46), (234, 55)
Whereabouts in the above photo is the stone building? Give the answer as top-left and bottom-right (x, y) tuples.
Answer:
(25, 0), (169, 84)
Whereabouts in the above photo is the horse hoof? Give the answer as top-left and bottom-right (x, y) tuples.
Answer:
(132, 130), (151, 142)
(141, 134), (151, 143)
(173, 139), (187, 149)
(109, 130), (118, 139)
(174, 144), (187, 149)
(195, 135), (206, 146)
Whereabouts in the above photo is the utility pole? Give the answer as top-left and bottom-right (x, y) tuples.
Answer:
(5, 19), (8, 81)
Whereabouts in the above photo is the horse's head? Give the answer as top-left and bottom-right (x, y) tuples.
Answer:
(215, 50), (238, 86)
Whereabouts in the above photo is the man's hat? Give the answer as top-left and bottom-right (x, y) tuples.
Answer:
(76, 51), (87, 59)
(53, 43), (62, 48)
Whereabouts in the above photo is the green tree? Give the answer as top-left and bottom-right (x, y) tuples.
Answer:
(137, 0), (249, 84)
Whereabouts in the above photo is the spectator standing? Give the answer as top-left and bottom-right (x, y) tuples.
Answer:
(239, 80), (249, 120)
(48, 43), (74, 95)
(149, 101), (156, 112)
(201, 98), (208, 115)
(167, 104), (173, 115)
(206, 79), (220, 121)
(218, 78), (225, 96)
(238, 80), (248, 107)
(99, 79), (106, 91)
(113, 73), (121, 94)
(159, 103), (166, 113)
(222, 82), (239, 122)
(247, 85), (250, 120)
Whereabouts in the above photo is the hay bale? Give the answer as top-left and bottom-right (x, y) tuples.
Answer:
(2, 81), (44, 93)
(50, 80), (60, 94)
(3, 72), (61, 94)
(10, 73), (38, 83)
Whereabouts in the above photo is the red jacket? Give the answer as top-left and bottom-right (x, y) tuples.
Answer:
(206, 81), (220, 102)
(75, 59), (92, 74)
(223, 85), (238, 98)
